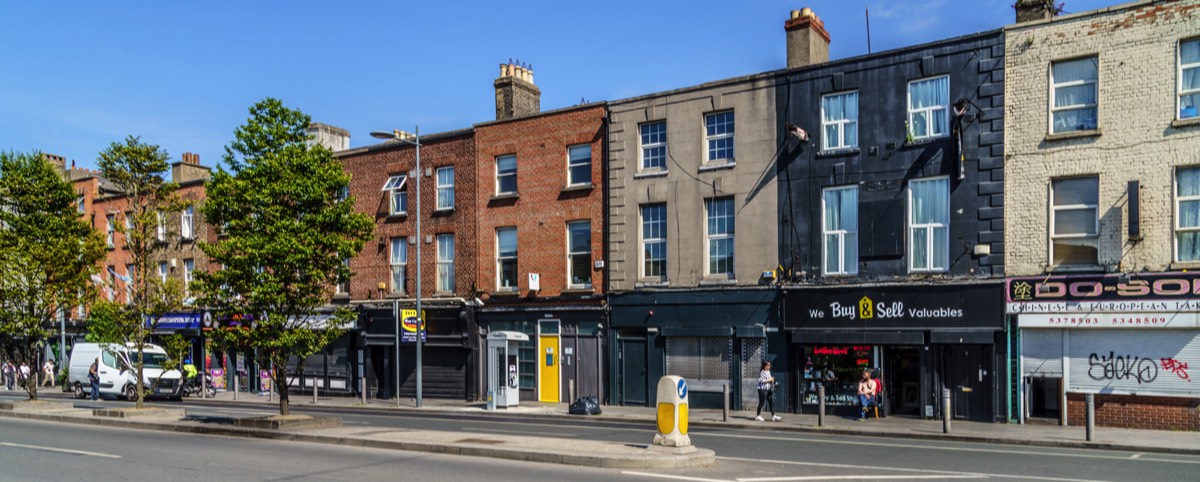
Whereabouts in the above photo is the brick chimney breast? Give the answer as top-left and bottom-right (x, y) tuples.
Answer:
(1014, 0), (1054, 23)
(785, 7), (831, 69)
(171, 153), (211, 184)
(494, 60), (541, 120)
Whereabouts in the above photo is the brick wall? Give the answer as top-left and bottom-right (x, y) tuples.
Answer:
(1066, 392), (1200, 431)
(473, 105), (606, 298)
(1004, 0), (1200, 276)
(338, 131), (477, 301)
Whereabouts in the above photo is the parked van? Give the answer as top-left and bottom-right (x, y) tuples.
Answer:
(68, 343), (183, 401)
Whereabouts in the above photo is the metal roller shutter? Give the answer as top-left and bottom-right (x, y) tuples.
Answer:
(1021, 330), (1063, 377)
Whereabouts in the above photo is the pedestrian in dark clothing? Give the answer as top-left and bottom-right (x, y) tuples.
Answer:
(89, 358), (101, 401)
(755, 361), (780, 421)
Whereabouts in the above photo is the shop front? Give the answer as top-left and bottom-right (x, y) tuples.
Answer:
(474, 304), (604, 404)
(785, 282), (1005, 422)
(608, 288), (784, 410)
(358, 300), (475, 401)
(1009, 273), (1200, 431)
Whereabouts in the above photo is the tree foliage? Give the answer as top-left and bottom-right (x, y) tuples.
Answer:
(94, 136), (189, 408)
(197, 98), (374, 415)
(0, 151), (106, 400)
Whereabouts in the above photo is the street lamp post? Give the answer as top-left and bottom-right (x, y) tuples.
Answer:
(371, 127), (423, 409)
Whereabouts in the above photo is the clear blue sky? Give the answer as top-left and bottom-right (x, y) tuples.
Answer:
(0, 0), (1115, 170)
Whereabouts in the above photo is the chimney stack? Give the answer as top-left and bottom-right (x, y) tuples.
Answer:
(494, 60), (541, 120)
(305, 123), (351, 152)
(172, 152), (211, 184)
(1014, 0), (1055, 23)
(785, 8), (831, 69)
(42, 153), (66, 173)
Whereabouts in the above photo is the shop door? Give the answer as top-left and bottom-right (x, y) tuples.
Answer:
(620, 337), (648, 405)
(538, 320), (561, 403)
(943, 345), (991, 421)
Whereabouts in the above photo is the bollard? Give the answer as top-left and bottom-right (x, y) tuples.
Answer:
(268, 379), (272, 403)
(1085, 393), (1095, 441)
(200, 371), (207, 399)
(817, 384), (825, 427)
(361, 379), (366, 405)
(720, 383), (729, 422)
(233, 373), (239, 401)
(569, 380), (576, 407)
(942, 388), (952, 434)
(313, 380), (318, 404)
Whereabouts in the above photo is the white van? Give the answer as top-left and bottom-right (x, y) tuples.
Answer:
(68, 343), (183, 401)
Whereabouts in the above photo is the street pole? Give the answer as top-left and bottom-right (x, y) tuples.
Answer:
(394, 299), (400, 408)
(414, 125), (423, 409)
(59, 311), (65, 382)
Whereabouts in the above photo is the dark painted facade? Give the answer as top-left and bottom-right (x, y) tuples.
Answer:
(773, 30), (1008, 421)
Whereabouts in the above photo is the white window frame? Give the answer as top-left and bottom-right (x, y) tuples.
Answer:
(181, 206), (194, 240)
(704, 111), (735, 163)
(1050, 176), (1100, 266)
(495, 155), (517, 195)
(821, 91), (859, 150)
(907, 76), (950, 140)
(567, 144), (592, 186)
(567, 220), (592, 289)
(704, 197), (735, 277)
(907, 176), (950, 273)
(156, 211), (166, 241)
(336, 258), (350, 295)
(1179, 38), (1200, 120)
(123, 211), (132, 236)
(436, 166), (455, 210)
(383, 174), (408, 216)
(1050, 57), (1099, 134)
(437, 233), (455, 292)
(496, 227), (518, 291)
(640, 204), (667, 279)
(1175, 167), (1200, 262)
(639, 121), (667, 171)
(125, 263), (135, 305)
(183, 259), (194, 293)
(76, 195), (85, 215)
(158, 261), (168, 283)
(390, 237), (407, 294)
(106, 214), (115, 247)
(822, 186), (859, 276)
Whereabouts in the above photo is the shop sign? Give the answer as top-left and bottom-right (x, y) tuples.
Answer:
(1019, 313), (1200, 329)
(146, 312), (202, 330)
(400, 309), (426, 343)
(785, 283), (1003, 330)
(1007, 272), (1200, 314)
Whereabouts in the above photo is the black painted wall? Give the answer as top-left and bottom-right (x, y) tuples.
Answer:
(775, 30), (1006, 282)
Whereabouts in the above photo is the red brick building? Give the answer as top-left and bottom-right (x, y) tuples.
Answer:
(471, 62), (607, 403)
(337, 128), (479, 401)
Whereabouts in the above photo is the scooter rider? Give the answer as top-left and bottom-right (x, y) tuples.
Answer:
(183, 359), (198, 380)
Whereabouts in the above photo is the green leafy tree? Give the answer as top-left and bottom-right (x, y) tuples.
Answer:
(93, 137), (189, 408)
(0, 151), (106, 401)
(197, 98), (373, 415)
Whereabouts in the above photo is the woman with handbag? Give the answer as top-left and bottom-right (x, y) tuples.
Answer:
(755, 361), (781, 421)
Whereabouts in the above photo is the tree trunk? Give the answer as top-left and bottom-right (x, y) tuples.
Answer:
(274, 358), (289, 416)
(136, 358), (145, 409)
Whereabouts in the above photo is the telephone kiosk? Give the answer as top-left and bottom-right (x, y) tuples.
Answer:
(486, 331), (529, 410)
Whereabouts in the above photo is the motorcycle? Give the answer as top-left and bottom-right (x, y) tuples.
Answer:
(181, 373), (216, 398)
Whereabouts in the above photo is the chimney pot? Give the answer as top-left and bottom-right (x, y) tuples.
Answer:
(800, 7), (812, 18)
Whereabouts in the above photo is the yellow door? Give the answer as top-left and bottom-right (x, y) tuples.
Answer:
(538, 320), (560, 403)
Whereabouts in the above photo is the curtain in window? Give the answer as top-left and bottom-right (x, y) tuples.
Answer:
(1179, 169), (1200, 261)
(910, 77), (949, 134)
(911, 179), (948, 269)
(1053, 59), (1098, 131)
(1183, 41), (1200, 118)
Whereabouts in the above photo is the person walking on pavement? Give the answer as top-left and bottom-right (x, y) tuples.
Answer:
(2, 361), (14, 390)
(42, 360), (55, 387)
(857, 370), (877, 421)
(88, 358), (101, 401)
(755, 361), (781, 422)
(18, 362), (30, 389)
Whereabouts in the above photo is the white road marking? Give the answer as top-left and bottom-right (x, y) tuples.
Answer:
(621, 472), (731, 482)
(719, 457), (1117, 482)
(703, 432), (1200, 465)
(461, 427), (577, 437)
(739, 476), (985, 481)
(0, 442), (121, 459)
(1130, 453), (1143, 459)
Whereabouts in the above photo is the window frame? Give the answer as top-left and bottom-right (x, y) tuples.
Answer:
(821, 90), (859, 150)
(383, 174), (408, 216)
(1049, 176), (1100, 266)
(1049, 56), (1099, 134)
(436, 166), (455, 210)
(567, 220), (592, 289)
(156, 211), (166, 242)
(567, 144), (592, 186)
(704, 196), (735, 277)
(158, 261), (168, 283)
(106, 214), (115, 247)
(1179, 38), (1200, 120)
(639, 121), (667, 171)
(704, 111), (735, 163)
(1175, 166), (1200, 262)
(181, 206), (194, 240)
(495, 154), (517, 195)
(907, 76), (950, 141)
(496, 227), (518, 292)
(183, 258), (194, 293)
(907, 176), (951, 273)
(640, 203), (667, 280)
(822, 185), (859, 276)
(390, 237), (407, 294)
(436, 233), (455, 292)
(124, 263), (135, 305)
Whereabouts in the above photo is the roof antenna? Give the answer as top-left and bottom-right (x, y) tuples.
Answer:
(866, 4), (872, 54)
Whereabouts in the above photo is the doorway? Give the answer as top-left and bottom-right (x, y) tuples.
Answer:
(1028, 377), (1061, 420)
(883, 346), (921, 416)
(537, 320), (560, 403)
(619, 336), (648, 405)
(941, 344), (992, 422)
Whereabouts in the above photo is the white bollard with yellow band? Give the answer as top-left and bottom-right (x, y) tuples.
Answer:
(653, 375), (692, 448)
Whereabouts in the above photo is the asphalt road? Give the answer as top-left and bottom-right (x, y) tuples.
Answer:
(5, 392), (1200, 481)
